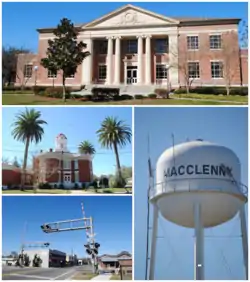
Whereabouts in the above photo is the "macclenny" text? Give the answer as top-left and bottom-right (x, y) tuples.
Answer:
(164, 164), (232, 178)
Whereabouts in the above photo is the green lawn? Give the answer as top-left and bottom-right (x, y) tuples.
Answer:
(2, 93), (246, 105)
(2, 189), (69, 194)
(2, 188), (131, 194)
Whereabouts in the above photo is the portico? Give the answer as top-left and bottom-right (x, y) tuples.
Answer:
(82, 33), (178, 87)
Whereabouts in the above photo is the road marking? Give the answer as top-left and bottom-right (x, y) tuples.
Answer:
(53, 269), (76, 280)
(11, 273), (52, 280)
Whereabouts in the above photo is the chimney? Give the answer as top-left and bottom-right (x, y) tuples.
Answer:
(49, 148), (53, 152)
(40, 149), (43, 153)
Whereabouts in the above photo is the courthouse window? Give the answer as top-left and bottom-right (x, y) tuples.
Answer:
(187, 36), (199, 50)
(156, 65), (168, 79)
(155, 39), (168, 53)
(47, 69), (57, 78)
(98, 65), (107, 80)
(127, 40), (138, 54)
(66, 74), (75, 78)
(24, 65), (33, 78)
(188, 62), (200, 78)
(210, 35), (222, 49)
(211, 61), (223, 78)
(99, 41), (108, 54)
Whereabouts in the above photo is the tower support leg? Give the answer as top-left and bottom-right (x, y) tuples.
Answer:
(149, 204), (159, 280)
(239, 205), (248, 280)
(194, 203), (204, 280)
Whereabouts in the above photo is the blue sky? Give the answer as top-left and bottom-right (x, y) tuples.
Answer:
(134, 107), (248, 280)
(2, 196), (132, 257)
(2, 2), (248, 51)
(2, 107), (132, 176)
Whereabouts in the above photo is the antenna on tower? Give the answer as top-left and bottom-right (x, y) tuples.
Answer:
(172, 133), (176, 168)
(145, 134), (153, 280)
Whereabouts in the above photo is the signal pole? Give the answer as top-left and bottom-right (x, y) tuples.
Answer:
(41, 203), (100, 274)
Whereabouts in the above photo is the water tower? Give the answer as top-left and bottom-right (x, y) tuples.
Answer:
(148, 140), (248, 280)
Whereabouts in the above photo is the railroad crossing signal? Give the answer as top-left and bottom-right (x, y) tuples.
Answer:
(84, 242), (100, 255)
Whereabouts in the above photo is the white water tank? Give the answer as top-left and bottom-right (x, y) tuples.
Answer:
(151, 140), (247, 228)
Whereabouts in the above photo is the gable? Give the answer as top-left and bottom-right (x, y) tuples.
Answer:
(84, 5), (179, 28)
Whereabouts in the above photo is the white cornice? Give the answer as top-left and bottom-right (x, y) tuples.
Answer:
(36, 151), (92, 161)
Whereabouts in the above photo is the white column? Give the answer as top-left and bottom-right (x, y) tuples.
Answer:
(124, 61), (127, 85)
(168, 33), (179, 87)
(81, 38), (93, 85)
(106, 37), (113, 85)
(137, 35), (143, 84)
(114, 36), (121, 85)
(145, 35), (152, 85)
(239, 206), (248, 280)
(194, 203), (204, 280)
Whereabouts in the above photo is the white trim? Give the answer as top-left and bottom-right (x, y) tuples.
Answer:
(179, 28), (238, 34)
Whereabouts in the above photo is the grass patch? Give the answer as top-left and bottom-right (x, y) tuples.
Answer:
(2, 93), (245, 105)
(2, 189), (69, 194)
(110, 274), (132, 280)
(72, 272), (97, 280)
(172, 93), (248, 103)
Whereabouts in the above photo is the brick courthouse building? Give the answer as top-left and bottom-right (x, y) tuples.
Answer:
(2, 133), (93, 188)
(16, 4), (248, 93)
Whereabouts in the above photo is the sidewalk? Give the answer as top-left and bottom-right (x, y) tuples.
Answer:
(91, 273), (112, 280)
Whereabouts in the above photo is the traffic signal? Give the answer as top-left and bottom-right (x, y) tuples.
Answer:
(44, 243), (50, 247)
(41, 225), (51, 232)
(94, 243), (100, 248)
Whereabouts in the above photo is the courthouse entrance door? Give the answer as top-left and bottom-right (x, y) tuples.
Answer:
(126, 66), (137, 84)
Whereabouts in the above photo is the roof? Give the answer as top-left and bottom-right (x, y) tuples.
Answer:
(99, 251), (131, 259)
(37, 4), (241, 33)
(119, 260), (132, 267)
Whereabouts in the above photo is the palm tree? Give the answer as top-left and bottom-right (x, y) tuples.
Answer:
(11, 108), (47, 190)
(78, 140), (96, 155)
(96, 116), (131, 183)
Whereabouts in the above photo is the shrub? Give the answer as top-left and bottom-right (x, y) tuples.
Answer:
(91, 87), (120, 101)
(7, 183), (12, 190)
(155, 88), (169, 98)
(174, 86), (248, 96)
(110, 175), (126, 188)
(33, 86), (47, 95)
(40, 87), (71, 99)
(148, 94), (157, 99)
(80, 95), (92, 101)
(59, 183), (64, 189)
(102, 189), (114, 194)
(81, 183), (86, 189)
(74, 183), (79, 189)
(54, 184), (58, 189)
(120, 94), (133, 100)
(134, 94), (144, 99)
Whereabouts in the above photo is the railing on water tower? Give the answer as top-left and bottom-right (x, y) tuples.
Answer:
(149, 178), (248, 200)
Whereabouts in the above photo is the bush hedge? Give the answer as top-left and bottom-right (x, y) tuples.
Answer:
(155, 88), (169, 98)
(148, 94), (157, 99)
(134, 94), (144, 99)
(91, 87), (120, 101)
(174, 86), (248, 96)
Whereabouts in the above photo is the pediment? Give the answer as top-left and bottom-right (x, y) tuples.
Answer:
(84, 4), (179, 28)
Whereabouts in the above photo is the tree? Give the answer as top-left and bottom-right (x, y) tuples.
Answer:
(216, 31), (240, 95)
(11, 108), (47, 190)
(12, 157), (21, 168)
(170, 37), (205, 94)
(78, 140), (96, 155)
(240, 20), (248, 48)
(10, 251), (18, 258)
(2, 47), (30, 87)
(120, 166), (132, 179)
(41, 18), (90, 102)
(96, 117), (132, 183)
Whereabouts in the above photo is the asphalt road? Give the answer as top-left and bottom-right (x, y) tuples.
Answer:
(2, 265), (88, 280)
